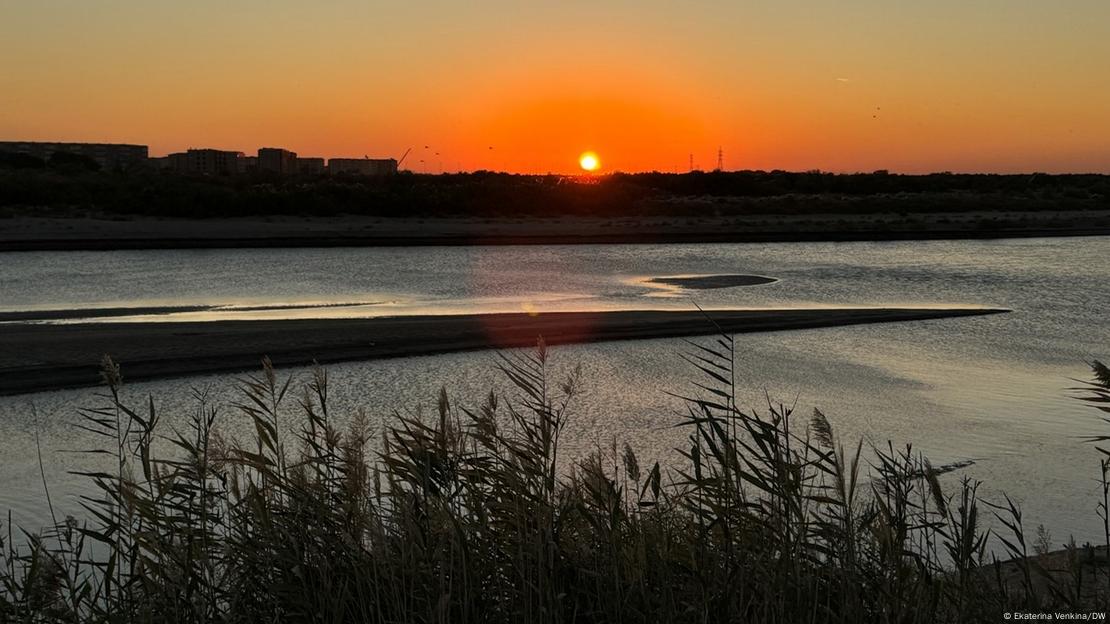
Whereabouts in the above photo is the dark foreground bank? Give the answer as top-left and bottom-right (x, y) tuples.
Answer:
(0, 307), (1004, 394)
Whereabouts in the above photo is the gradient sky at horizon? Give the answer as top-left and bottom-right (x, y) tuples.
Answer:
(2, 1), (1109, 174)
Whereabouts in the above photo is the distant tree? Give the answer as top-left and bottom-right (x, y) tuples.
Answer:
(0, 151), (46, 169)
(48, 151), (101, 172)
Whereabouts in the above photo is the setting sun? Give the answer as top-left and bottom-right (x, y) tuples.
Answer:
(578, 151), (600, 172)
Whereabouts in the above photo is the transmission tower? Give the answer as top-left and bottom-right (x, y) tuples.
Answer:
(716, 147), (724, 171)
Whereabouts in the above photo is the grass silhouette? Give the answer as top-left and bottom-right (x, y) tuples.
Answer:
(3, 336), (1110, 622)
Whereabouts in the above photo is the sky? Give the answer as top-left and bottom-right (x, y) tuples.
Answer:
(2, 1), (1109, 174)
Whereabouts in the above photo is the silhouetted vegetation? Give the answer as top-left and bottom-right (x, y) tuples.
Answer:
(1, 164), (1108, 218)
(45, 152), (101, 173)
(0, 152), (45, 170)
(3, 340), (1110, 622)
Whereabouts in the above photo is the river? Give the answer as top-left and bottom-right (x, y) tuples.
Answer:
(1, 237), (1108, 544)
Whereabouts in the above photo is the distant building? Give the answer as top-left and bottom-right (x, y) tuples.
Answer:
(0, 141), (148, 170)
(239, 156), (258, 173)
(298, 157), (325, 174)
(258, 147), (297, 174)
(166, 149), (244, 175)
(328, 158), (398, 176)
(164, 152), (188, 171)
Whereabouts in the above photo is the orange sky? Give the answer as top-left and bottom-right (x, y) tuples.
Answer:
(2, 1), (1109, 174)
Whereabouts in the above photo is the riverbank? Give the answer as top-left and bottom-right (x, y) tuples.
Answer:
(0, 307), (1005, 395)
(2, 211), (1109, 250)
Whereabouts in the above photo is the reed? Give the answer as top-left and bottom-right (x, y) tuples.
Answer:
(3, 340), (1109, 622)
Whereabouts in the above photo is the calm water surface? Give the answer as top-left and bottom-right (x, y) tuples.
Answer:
(1, 237), (1108, 544)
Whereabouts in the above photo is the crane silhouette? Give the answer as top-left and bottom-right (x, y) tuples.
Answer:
(396, 148), (412, 168)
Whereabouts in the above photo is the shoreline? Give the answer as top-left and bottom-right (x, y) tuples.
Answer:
(0, 307), (1006, 395)
(3, 228), (1109, 252)
(2, 212), (1109, 251)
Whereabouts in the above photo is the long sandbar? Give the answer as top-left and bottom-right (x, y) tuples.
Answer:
(0, 307), (1006, 395)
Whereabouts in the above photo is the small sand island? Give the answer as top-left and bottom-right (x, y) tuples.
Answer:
(647, 274), (778, 290)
